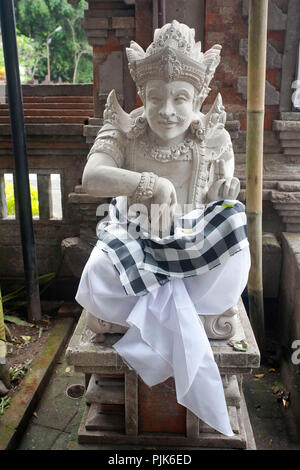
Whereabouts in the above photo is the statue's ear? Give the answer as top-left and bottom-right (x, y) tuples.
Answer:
(193, 92), (202, 112)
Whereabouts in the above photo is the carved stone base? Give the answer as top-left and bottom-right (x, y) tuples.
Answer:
(77, 373), (253, 448)
(66, 302), (260, 449)
(199, 305), (238, 339)
(86, 306), (237, 341)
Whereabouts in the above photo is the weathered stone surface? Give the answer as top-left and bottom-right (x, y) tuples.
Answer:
(85, 374), (125, 405)
(262, 232), (282, 298)
(237, 77), (280, 105)
(186, 410), (198, 438)
(286, 223), (300, 233)
(279, 131), (300, 140)
(112, 17), (135, 29)
(99, 51), (123, 98)
(22, 84), (93, 97)
(239, 38), (282, 68)
(222, 375), (241, 408)
(278, 233), (300, 439)
(283, 148), (300, 156)
(87, 118), (103, 126)
(273, 120), (300, 132)
(66, 299), (260, 371)
(85, 403), (125, 432)
(271, 191), (300, 203)
(61, 237), (93, 278)
(115, 28), (135, 37)
(85, 29), (108, 38)
(281, 112), (300, 121)
(125, 370), (138, 436)
(82, 17), (109, 29)
(0, 379), (9, 397)
(281, 141), (300, 148)
(242, 0), (287, 30)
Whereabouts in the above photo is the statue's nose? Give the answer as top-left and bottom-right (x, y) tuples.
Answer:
(159, 100), (176, 119)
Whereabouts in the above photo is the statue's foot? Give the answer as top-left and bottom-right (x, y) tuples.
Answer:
(86, 310), (128, 343)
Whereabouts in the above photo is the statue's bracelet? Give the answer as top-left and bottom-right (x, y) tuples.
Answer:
(134, 172), (159, 203)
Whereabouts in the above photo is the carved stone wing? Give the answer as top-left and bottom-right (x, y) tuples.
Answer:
(103, 89), (135, 133)
(204, 93), (227, 138)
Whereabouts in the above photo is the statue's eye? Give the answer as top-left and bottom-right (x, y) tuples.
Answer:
(149, 96), (161, 104)
(175, 96), (187, 103)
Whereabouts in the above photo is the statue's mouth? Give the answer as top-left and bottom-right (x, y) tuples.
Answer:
(159, 121), (179, 127)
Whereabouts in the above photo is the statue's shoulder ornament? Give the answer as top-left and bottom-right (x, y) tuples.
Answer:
(191, 93), (233, 161)
(103, 90), (147, 139)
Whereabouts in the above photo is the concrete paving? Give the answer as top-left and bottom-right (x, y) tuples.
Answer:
(16, 344), (300, 451)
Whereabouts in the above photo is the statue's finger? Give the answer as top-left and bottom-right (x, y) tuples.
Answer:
(228, 179), (240, 199)
(170, 188), (177, 205)
(223, 178), (231, 197)
(214, 159), (220, 179)
(219, 159), (226, 179)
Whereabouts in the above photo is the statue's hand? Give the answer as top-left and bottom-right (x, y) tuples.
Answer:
(207, 159), (240, 202)
(150, 177), (177, 236)
(152, 177), (177, 207)
(208, 177), (240, 201)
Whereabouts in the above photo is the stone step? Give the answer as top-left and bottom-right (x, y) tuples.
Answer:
(22, 96), (93, 103)
(85, 403), (125, 432)
(0, 103), (94, 110)
(0, 116), (89, 124)
(85, 373), (125, 404)
(0, 123), (85, 136)
(0, 109), (94, 117)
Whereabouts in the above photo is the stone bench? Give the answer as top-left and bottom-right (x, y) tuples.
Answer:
(66, 297), (260, 449)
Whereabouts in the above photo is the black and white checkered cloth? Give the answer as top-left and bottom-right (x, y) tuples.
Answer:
(96, 197), (249, 296)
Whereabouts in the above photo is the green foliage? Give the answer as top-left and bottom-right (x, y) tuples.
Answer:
(9, 360), (32, 383)
(0, 396), (10, 419)
(13, 0), (92, 83)
(5, 182), (39, 217)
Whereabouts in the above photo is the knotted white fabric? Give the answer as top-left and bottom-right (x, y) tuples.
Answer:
(76, 243), (250, 436)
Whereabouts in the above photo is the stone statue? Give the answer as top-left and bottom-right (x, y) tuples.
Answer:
(75, 21), (250, 436)
(79, 20), (244, 341)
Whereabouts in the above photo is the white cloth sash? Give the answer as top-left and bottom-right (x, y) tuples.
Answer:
(76, 245), (251, 437)
(114, 277), (233, 436)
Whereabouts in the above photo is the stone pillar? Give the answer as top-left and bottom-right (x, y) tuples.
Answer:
(81, 0), (137, 116)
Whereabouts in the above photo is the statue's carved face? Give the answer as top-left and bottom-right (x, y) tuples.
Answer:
(144, 80), (195, 145)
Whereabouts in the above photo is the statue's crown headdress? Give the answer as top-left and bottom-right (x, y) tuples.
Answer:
(126, 20), (222, 105)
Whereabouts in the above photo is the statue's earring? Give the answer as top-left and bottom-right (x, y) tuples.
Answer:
(128, 111), (148, 139)
(190, 114), (205, 141)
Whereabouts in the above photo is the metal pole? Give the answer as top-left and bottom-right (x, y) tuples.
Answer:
(246, 0), (268, 356)
(0, 0), (41, 322)
(157, 0), (166, 28)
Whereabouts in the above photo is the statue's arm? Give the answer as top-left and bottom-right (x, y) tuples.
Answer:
(82, 152), (142, 198)
(82, 152), (177, 209)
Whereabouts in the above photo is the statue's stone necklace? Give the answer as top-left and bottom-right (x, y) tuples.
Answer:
(140, 135), (194, 163)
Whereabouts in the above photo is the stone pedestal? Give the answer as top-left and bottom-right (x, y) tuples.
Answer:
(66, 297), (260, 449)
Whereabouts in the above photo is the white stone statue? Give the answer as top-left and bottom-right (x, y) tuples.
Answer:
(80, 21), (244, 341)
(75, 21), (250, 436)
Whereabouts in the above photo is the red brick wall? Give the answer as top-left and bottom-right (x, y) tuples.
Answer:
(204, 0), (285, 131)
(204, 0), (249, 129)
